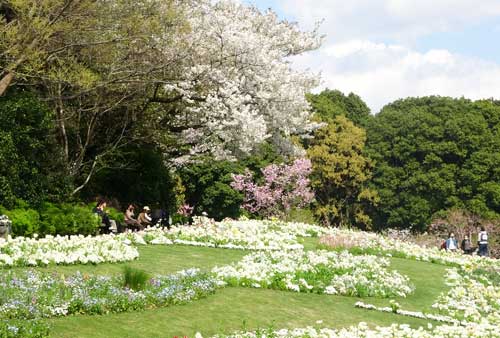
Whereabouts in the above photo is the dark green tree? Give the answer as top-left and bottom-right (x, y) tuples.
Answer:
(307, 89), (372, 127)
(0, 91), (70, 209)
(178, 142), (284, 220)
(366, 96), (500, 230)
(178, 160), (244, 220)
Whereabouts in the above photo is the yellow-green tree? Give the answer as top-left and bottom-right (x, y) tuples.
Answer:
(307, 115), (378, 228)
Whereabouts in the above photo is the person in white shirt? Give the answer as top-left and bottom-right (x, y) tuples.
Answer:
(445, 233), (458, 251)
(478, 226), (488, 257)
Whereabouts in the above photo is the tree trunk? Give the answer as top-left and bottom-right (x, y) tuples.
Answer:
(55, 84), (69, 163)
(0, 72), (14, 96)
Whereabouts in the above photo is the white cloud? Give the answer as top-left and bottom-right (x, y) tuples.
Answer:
(279, 0), (500, 42)
(291, 41), (500, 112)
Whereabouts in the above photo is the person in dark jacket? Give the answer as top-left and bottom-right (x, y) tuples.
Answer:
(92, 200), (117, 233)
(461, 235), (472, 254)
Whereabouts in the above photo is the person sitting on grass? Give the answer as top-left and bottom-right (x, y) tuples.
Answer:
(137, 206), (152, 229)
(124, 204), (141, 229)
(445, 232), (458, 252)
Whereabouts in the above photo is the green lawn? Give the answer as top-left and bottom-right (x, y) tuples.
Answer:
(31, 240), (451, 338)
(7, 245), (247, 276)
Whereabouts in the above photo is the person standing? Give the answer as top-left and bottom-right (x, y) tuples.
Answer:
(461, 235), (472, 254)
(445, 233), (458, 252)
(478, 226), (489, 257)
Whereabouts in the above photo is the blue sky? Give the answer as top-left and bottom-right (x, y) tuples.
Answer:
(244, 0), (500, 112)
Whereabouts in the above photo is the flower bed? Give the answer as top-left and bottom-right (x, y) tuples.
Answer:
(0, 268), (219, 319)
(0, 234), (138, 267)
(205, 321), (500, 338)
(0, 319), (49, 338)
(120, 218), (304, 251)
(354, 301), (458, 324)
(212, 249), (414, 297)
(318, 228), (500, 270)
(432, 268), (500, 324)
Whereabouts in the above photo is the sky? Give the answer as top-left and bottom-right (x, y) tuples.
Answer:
(245, 0), (500, 113)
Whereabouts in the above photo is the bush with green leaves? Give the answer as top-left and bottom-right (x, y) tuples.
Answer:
(0, 203), (41, 237)
(0, 91), (70, 209)
(0, 202), (101, 237)
(39, 203), (98, 236)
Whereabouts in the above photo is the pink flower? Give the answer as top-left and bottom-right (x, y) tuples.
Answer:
(231, 158), (313, 217)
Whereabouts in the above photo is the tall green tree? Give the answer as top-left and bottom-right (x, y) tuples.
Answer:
(0, 91), (70, 208)
(307, 115), (378, 228)
(178, 159), (245, 221)
(1, 0), (189, 195)
(307, 89), (372, 128)
(367, 96), (500, 230)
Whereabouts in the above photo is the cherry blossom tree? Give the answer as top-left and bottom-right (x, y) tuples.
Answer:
(231, 158), (314, 217)
(1, 0), (322, 192)
(153, 0), (323, 162)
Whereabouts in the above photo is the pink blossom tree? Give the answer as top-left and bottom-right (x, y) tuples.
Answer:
(231, 158), (314, 217)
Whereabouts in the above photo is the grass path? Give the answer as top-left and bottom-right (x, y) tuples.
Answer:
(8, 245), (247, 276)
(42, 239), (450, 337)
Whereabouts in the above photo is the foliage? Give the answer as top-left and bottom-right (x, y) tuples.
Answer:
(0, 268), (218, 319)
(0, 319), (50, 338)
(82, 144), (177, 214)
(231, 159), (314, 218)
(39, 203), (98, 236)
(123, 266), (150, 291)
(1, 0), (322, 196)
(429, 208), (499, 238)
(0, 91), (70, 209)
(307, 89), (372, 128)
(0, 202), (117, 237)
(283, 208), (316, 224)
(178, 159), (245, 220)
(174, 143), (285, 221)
(307, 116), (378, 228)
(0, 202), (40, 237)
(366, 97), (500, 230)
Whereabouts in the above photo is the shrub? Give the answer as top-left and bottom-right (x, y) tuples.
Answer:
(123, 266), (150, 291)
(39, 203), (98, 236)
(106, 206), (125, 224)
(1, 207), (41, 237)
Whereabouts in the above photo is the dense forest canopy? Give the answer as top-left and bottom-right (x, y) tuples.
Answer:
(366, 96), (500, 230)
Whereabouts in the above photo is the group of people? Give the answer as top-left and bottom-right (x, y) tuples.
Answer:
(443, 226), (489, 257)
(92, 200), (169, 234)
(124, 204), (153, 230)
